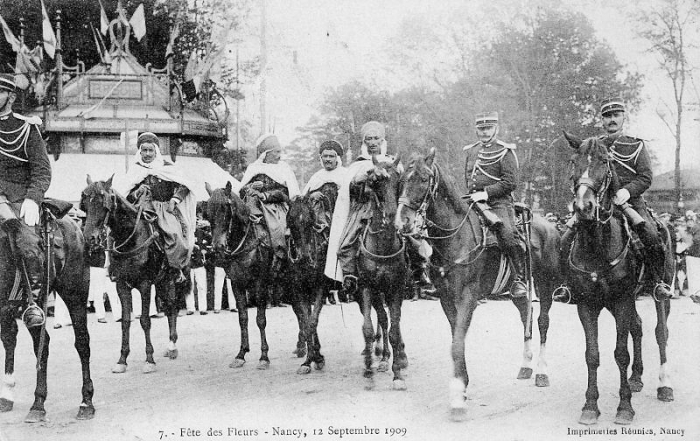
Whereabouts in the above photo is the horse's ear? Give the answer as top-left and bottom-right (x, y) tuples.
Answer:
(562, 130), (582, 150)
(105, 174), (114, 190)
(392, 155), (401, 168)
(205, 182), (213, 196)
(86, 174), (93, 185)
(425, 148), (436, 167)
(224, 181), (232, 196)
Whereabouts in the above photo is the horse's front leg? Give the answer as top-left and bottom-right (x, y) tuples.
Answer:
(387, 292), (406, 391)
(449, 287), (478, 422)
(309, 285), (326, 370)
(295, 299), (313, 374)
(371, 295), (390, 372)
(290, 294), (307, 359)
(255, 280), (270, 370)
(612, 300), (635, 425)
(161, 280), (180, 360)
(655, 298), (674, 402)
(230, 282), (250, 368)
(511, 295), (534, 380)
(136, 282), (156, 374)
(577, 303), (601, 425)
(360, 286), (375, 384)
(112, 280), (133, 373)
(64, 294), (95, 420)
(26, 325), (49, 422)
(628, 310), (644, 392)
(0, 306), (18, 413)
(533, 277), (553, 387)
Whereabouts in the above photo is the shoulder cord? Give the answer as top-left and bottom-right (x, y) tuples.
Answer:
(610, 140), (643, 174)
(471, 148), (508, 182)
(0, 121), (30, 152)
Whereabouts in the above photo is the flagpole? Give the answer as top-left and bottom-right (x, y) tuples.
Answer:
(19, 17), (26, 112)
(55, 9), (63, 110)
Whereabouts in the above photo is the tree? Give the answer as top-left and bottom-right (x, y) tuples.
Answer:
(633, 0), (700, 214)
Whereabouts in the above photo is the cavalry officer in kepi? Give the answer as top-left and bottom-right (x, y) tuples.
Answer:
(0, 73), (52, 326)
(325, 121), (436, 296)
(463, 111), (528, 298)
(559, 97), (672, 300)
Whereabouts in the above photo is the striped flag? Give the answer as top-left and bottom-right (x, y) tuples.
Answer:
(0, 13), (21, 52)
(41, 0), (57, 59)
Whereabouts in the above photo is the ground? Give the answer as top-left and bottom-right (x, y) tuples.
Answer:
(0, 295), (698, 441)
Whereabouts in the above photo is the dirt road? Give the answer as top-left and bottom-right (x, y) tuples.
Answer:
(0, 296), (698, 441)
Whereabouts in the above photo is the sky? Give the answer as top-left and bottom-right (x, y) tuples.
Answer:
(230, 0), (700, 174)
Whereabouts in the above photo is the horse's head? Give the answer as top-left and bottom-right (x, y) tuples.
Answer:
(80, 174), (116, 252)
(563, 131), (615, 222)
(287, 195), (316, 264)
(395, 148), (436, 234)
(205, 181), (248, 255)
(366, 155), (402, 222)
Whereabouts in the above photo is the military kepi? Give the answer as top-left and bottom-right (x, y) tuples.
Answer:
(475, 111), (498, 128)
(600, 97), (625, 116)
(0, 73), (16, 92)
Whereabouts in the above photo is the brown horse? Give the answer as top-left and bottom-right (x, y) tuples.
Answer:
(0, 205), (94, 422)
(395, 149), (561, 420)
(286, 182), (339, 374)
(563, 133), (674, 425)
(81, 176), (186, 374)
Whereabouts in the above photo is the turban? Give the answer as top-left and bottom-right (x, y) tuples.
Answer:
(360, 121), (385, 140)
(319, 140), (343, 157)
(138, 132), (160, 148)
(255, 134), (281, 156)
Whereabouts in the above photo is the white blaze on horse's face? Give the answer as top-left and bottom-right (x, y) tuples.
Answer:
(575, 159), (596, 219)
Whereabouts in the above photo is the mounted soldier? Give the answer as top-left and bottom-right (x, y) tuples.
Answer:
(115, 132), (197, 284)
(463, 111), (528, 298)
(0, 73), (52, 327)
(302, 140), (347, 232)
(559, 97), (672, 300)
(240, 134), (301, 275)
(325, 121), (436, 296)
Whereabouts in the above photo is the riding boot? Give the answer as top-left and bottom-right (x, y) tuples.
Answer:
(412, 264), (437, 296)
(646, 243), (672, 301)
(505, 245), (528, 299)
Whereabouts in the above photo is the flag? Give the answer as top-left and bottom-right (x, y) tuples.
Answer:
(165, 14), (180, 58)
(129, 4), (146, 42)
(0, 13), (21, 52)
(184, 50), (198, 81)
(98, 0), (109, 35)
(15, 44), (42, 75)
(41, 0), (57, 59)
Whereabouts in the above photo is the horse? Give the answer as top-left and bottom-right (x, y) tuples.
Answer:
(81, 176), (186, 374)
(394, 148), (561, 420)
(354, 155), (409, 390)
(205, 181), (283, 370)
(562, 132), (674, 425)
(286, 182), (339, 374)
(0, 204), (94, 422)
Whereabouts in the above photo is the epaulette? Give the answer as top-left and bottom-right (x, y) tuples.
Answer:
(463, 142), (479, 151)
(495, 140), (516, 150)
(615, 135), (644, 145)
(14, 113), (42, 126)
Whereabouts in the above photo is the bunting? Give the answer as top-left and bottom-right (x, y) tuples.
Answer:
(129, 4), (146, 42)
(0, 13), (21, 52)
(41, 0), (57, 59)
(15, 44), (43, 75)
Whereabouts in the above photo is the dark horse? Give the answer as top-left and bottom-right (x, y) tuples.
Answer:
(205, 181), (279, 370)
(394, 149), (561, 420)
(563, 133), (674, 425)
(81, 176), (185, 374)
(356, 156), (409, 390)
(0, 206), (94, 421)
(286, 182), (339, 374)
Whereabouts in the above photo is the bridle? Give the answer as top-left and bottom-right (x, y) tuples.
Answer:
(359, 167), (405, 260)
(214, 195), (256, 258)
(573, 153), (614, 225)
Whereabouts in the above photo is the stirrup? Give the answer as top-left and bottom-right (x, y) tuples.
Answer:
(552, 285), (572, 304)
(510, 279), (528, 298)
(22, 303), (46, 329)
(652, 282), (672, 302)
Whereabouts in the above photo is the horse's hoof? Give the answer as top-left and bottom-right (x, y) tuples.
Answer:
(360, 349), (369, 356)
(24, 409), (46, 423)
(377, 361), (390, 372)
(614, 409), (634, 425)
(449, 407), (468, 422)
(657, 386), (674, 402)
(111, 363), (127, 374)
(257, 360), (270, 370)
(314, 358), (325, 370)
(0, 398), (13, 412)
(517, 367), (533, 380)
(392, 379), (407, 391)
(142, 362), (157, 374)
(297, 365), (311, 375)
(535, 374), (550, 387)
(578, 409), (600, 425)
(229, 358), (245, 368)
(628, 378), (643, 393)
(163, 349), (178, 360)
(363, 369), (373, 379)
(76, 404), (95, 420)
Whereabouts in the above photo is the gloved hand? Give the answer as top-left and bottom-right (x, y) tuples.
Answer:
(469, 191), (488, 203)
(20, 199), (40, 226)
(168, 197), (179, 213)
(613, 188), (630, 205)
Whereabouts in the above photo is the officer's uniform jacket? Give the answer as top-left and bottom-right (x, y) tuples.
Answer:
(599, 134), (652, 207)
(463, 139), (519, 204)
(0, 113), (51, 204)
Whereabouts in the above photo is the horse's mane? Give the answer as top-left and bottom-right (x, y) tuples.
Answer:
(434, 162), (469, 215)
(207, 186), (249, 224)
